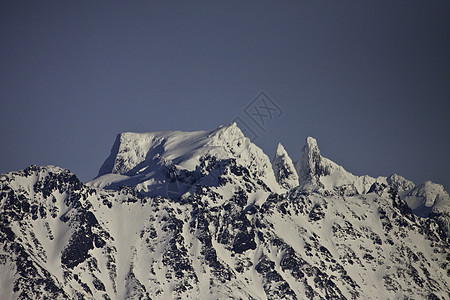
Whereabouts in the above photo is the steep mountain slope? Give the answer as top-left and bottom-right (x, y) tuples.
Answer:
(402, 181), (450, 216)
(401, 181), (450, 237)
(1, 124), (449, 299)
(293, 136), (449, 223)
(272, 143), (299, 190)
(89, 123), (280, 198)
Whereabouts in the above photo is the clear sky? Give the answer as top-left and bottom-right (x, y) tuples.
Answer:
(1, 1), (449, 189)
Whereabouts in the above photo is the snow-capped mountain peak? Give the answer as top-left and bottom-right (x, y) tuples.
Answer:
(208, 121), (242, 139)
(272, 143), (299, 190)
(386, 173), (415, 192)
(305, 136), (319, 152)
(2, 125), (450, 300)
(295, 137), (385, 194)
(402, 181), (450, 216)
(276, 142), (287, 156)
(206, 122), (274, 178)
(90, 123), (280, 197)
(295, 136), (327, 186)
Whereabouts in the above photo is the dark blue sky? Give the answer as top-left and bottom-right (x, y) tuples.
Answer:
(1, 1), (449, 189)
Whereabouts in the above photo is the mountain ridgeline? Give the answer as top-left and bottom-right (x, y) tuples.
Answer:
(1, 123), (449, 299)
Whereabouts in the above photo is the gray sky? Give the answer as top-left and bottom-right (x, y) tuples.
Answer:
(1, 1), (449, 189)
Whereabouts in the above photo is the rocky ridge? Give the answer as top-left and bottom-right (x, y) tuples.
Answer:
(0, 124), (449, 299)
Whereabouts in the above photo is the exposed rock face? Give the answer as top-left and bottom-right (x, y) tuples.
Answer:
(1, 166), (448, 299)
(295, 137), (330, 188)
(1, 125), (449, 299)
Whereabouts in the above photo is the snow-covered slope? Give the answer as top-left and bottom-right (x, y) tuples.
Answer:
(1, 165), (449, 299)
(386, 173), (415, 192)
(1, 124), (450, 299)
(272, 143), (299, 190)
(401, 181), (450, 216)
(89, 123), (280, 198)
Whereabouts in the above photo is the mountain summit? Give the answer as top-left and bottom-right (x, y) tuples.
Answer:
(272, 143), (298, 190)
(98, 123), (257, 176)
(296, 137), (389, 194)
(295, 136), (329, 188)
(1, 124), (449, 299)
(90, 123), (281, 198)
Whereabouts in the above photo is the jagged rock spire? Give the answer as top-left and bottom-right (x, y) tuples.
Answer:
(295, 137), (330, 188)
(272, 143), (298, 190)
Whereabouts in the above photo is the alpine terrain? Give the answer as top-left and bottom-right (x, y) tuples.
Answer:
(1, 123), (449, 299)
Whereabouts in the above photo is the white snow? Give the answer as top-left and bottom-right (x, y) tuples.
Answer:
(272, 143), (299, 190)
(295, 137), (386, 194)
(401, 181), (450, 216)
(89, 123), (282, 197)
(2, 124), (449, 299)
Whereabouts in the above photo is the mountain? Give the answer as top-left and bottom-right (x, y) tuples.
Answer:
(293, 137), (448, 219)
(272, 143), (299, 190)
(295, 137), (386, 195)
(402, 181), (450, 216)
(401, 181), (450, 236)
(1, 124), (449, 299)
(89, 123), (280, 198)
